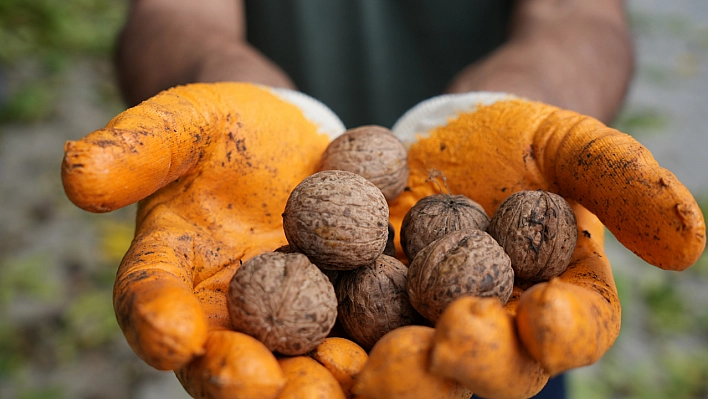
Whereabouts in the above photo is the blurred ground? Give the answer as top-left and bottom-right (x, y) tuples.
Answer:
(0, 1), (707, 398)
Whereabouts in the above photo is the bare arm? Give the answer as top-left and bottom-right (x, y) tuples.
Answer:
(446, 0), (634, 124)
(116, 0), (295, 106)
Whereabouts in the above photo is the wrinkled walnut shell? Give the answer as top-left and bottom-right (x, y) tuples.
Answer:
(488, 190), (578, 282)
(336, 255), (417, 349)
(407, 229), (514, 323)
(283, 170), (389, 270)
(227, 252), (337, 355)
(320, 125), (409, 201)
(400, 194), (490, 262)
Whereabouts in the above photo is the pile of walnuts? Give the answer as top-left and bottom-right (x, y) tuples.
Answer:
(226, 125), (579, 356)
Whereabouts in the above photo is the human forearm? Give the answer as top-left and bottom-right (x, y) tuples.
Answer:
(446, 0), (634, 124)
(116, 0), (295, 106)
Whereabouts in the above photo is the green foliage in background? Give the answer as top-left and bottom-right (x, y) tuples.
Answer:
(692, 195), (708, 278)
(0, 0), (127, 122)
(0, 0), (126, 64)
(0, 217), (134, 396)
(572, 345), (708, 399)
(0, 4), (132, 396)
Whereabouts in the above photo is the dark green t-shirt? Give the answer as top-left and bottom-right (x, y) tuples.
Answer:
(245, 0), (513, 128)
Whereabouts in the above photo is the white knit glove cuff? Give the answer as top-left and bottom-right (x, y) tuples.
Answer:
(391, 92), (518, 146)
(269, 87), (346, 140)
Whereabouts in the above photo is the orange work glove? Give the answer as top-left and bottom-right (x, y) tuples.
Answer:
(62, 83), (346, 399)
(353, 92), (704, 399)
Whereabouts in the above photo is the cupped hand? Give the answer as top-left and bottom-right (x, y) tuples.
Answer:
(386, 92), (705, 381)
(62, 82), (344, 398)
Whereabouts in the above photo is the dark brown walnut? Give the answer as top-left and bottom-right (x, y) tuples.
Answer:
(227, 252), (337, 355)
(336, 255), (417, 349)
(407, 229), (513, 323)
(320, 125), (409, 201)
(488, 190), (578, 283)
(400, 194), (490, 262)
(283, 170), (389, 270)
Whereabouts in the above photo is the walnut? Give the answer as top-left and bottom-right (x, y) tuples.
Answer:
(400, 194), (490, 262)
(407, 229), (514, 323)
(488, 190), (578, 283)
(227, 252), (337, 355)
(283, 170), (389, 270)
(336, 255), (417, 349)
(320, 125), (409, 201)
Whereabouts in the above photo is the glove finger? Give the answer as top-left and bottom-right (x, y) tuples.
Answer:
(114, 263), (208, 371)
(352, 326), (473, 399)
(114, 206), (214, 371)
(532, 106), (705, 270)
(309, 337), (369, 398)
(430, 296), (549, 399)
(63, 83), (224, 212)
(175, 329), (287, 399)
(277, 356), (347, 399)
(515, 202), (621, 376)
(62, 82), (330, 213)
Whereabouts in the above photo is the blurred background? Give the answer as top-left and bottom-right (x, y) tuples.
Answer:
(0, 0), (707, 398)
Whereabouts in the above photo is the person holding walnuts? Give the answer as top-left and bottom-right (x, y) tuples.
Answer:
(116, 0), (633, 126)
(60, 0), (706, 399)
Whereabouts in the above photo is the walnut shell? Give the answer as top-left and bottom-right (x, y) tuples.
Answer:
(320, 125), (409, 201)
(407, 229), (514, 323)
(488, 190), (578, 282)
(400, 194), (490, 262)
(227, 252), (337, 355)
(336, 255), (417, 349)
(283, 170), (389, 270)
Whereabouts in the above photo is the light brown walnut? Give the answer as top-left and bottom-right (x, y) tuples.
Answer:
(320, 125), (409, 201)
(283, 170), (389, 270)
(227, 252), (337, 355)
